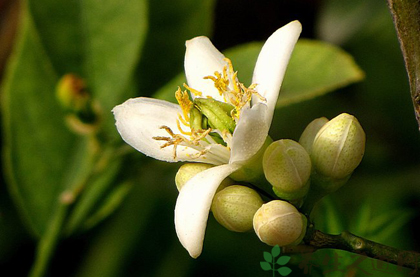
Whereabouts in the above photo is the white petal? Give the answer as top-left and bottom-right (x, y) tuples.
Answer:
(230, 103), (269, 164)
(112, 97), (221, 164)
(185, 36), (227, 101)
(175, 163), (241, 258)
(252, 20), (302, 126)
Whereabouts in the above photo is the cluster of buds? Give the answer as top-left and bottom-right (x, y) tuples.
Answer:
(257, 113), (365, 245)
(175, 113), (365, 248)
(299, 113), (366, 212)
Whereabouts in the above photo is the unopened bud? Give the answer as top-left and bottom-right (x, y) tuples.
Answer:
(263, 139), (311, 202)
(211, 185), (263, 232)
(253, 200), (307, 246)
(56, 74), (90, 112)
(175, 163), (233, 191)
(299, 117), (329, 154)
(311, 113), (365, 180)
(56, 74), (101, 134)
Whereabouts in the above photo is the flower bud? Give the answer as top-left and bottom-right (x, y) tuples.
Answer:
(56, 74), (90, 112)
(175, 163), (233, 191)
(253, 200), (307, 246)
(263, 139), (311, 202)
(56, 74), (101, 134)
(299, 117), (329, 154)
(211, 185), (263, 232)
(311, 113), (365, 180)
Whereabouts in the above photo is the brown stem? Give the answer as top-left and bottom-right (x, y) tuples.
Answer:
(283, 228), (420, 270)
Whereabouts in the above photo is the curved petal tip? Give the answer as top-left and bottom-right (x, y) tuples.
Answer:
(285, 20), (302, 34)
(251, 20), (302, 127)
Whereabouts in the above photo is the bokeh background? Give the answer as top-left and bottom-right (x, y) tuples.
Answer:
(1, 0), (419, 276)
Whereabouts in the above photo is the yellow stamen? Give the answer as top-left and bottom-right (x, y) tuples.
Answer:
(183, 83), (202, 97)
(177, 120), (192, 136)
(175, 87), (192, 123)
(153, 125), (212, 159)
(200, 57), (267, 120)
(178, 114), (189, 127)
(191, 148), (210, 159)
(192, 128), (212, 141)
(225, 58), (235, 79)
(174, 87), (194, 137)
(153, 126), (189, 159)
(204, 69), (229, 96)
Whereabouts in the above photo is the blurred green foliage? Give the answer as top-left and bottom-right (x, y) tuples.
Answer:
(0, 0), (419, 276)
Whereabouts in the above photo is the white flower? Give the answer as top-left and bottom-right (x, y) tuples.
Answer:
(112, 20), (302, 258)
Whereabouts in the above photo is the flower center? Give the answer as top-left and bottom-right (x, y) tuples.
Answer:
(153, 58), (266, 160)
(204, 58), (266, 120)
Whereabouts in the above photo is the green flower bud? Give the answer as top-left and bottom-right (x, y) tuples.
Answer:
(299, 117), (329, 154)
(253, 200), (307, 246)
(193, 98), (236, 133)
(56, 74), (90, 111)
(211, 185), (263, 232)
(175, 163), (233, 191)
(56, 74), (101, 134)
(311, 113), (365, 180)
(263, 139), (311, 202)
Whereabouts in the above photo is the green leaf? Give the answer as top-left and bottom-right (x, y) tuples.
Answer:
(278, 266), (292, 276)
(263, 251), (273, 263)
(74, 164), (162, 277)
(373, 210), (414, 242)
(80, 0), (148, 134)
(368, 210), (401, 234)
(317, 196), (345, 234)
(276, 255), (291, 266)
(388, 0), (420, 128)
(260, 262), (272, 271)
(353, 202), (372, 236)
(1, 9), (77, 236)
(316, 0), (381, 45)
(2, 0), (148, 237)
(279, 39), (364, 107)
(82, 182), (132, 231)
(271, 245), (281, 258)
(154, 73), (184, 103)
(27, 0), (84, 74)
(63, 148), (124, 235)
